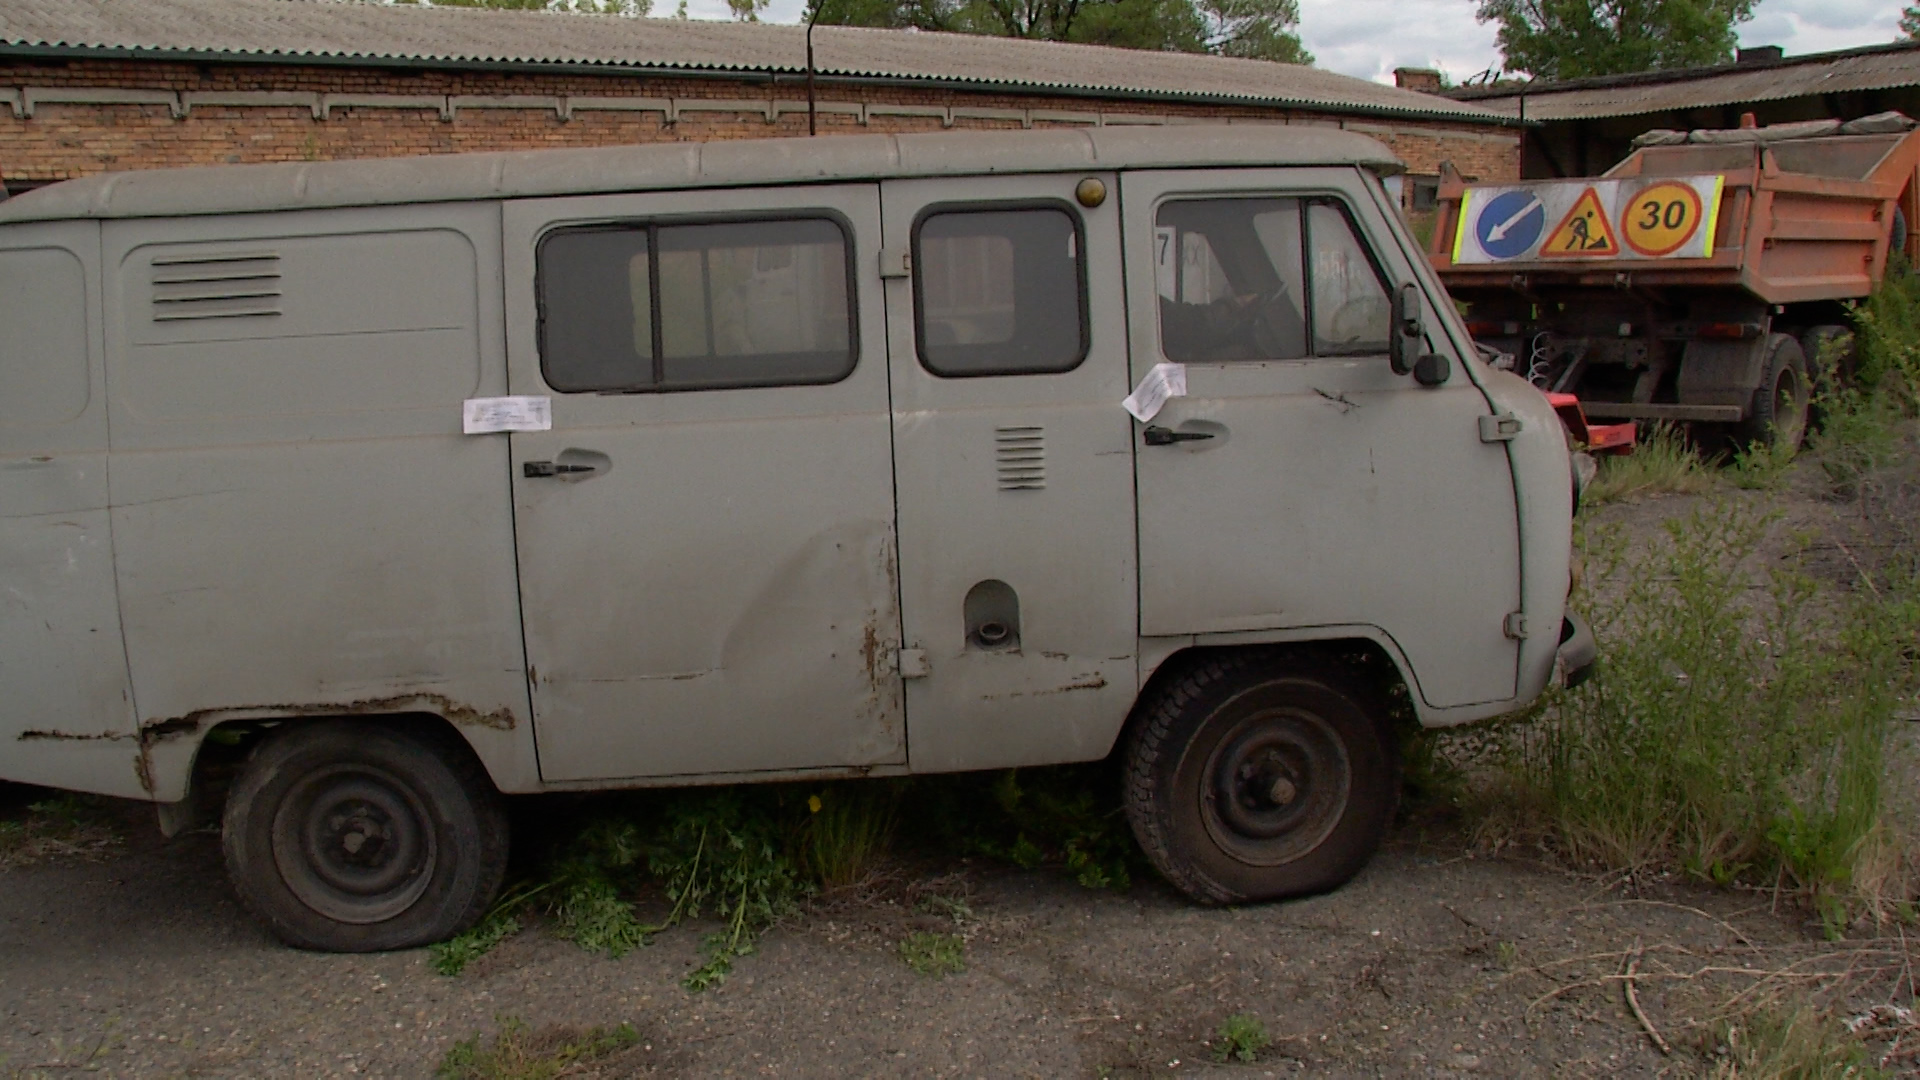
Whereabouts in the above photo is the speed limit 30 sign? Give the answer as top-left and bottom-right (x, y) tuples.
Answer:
(1452, 175), (1724, 264)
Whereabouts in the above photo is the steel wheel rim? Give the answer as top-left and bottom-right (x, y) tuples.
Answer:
(271, 763), (436, 925)
(1200, 707), (1351, 867)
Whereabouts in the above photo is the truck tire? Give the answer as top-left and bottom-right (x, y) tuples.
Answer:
(222, 720), (508, 952)
(1738, 333), (1810, 450)
(1122, 651), (1398, 904)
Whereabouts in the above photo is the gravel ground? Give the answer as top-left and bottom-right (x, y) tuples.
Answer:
(0, 806), (1842, 1079)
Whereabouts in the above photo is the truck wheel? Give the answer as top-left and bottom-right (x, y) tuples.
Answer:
(1123, 652), (1398, 904)
(1738, 333), (1810, 450)
(222, 720), (508, 952)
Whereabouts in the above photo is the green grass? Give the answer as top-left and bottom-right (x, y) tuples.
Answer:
(1583, 422), (1715, 504)
(0, 792), (121, 870)
(898, 930), (966, 977)
(1210, 1013), (1271, 1064)
(1481, 502), (1917, 918)
(434, 1017), (638, 1080)
(800, 782), (900, 890)
(1710, 1010), (1887, 1080)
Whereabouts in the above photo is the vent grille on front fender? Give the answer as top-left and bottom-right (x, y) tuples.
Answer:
(995, 425), (1044, 491)
(150, 251), (283, 321)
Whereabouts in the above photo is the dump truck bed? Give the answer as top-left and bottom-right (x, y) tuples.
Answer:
(1431, 123), (1920, 306)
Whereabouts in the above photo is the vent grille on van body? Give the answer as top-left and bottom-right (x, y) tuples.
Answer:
(995, 425), (1045, 491)
(149, 252), (283, 321)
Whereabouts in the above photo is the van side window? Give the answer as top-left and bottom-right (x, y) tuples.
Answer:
(914, 206), (1087, 377)
(1155, 198), (1389, 363)
(538, 217), (854, 393)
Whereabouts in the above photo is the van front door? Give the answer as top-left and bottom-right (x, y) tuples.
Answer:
(880, 174), (1139, 772)
(1122, 169), (1521, 710)
(503, 186), (905, 782)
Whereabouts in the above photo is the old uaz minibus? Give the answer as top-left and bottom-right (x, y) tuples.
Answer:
(0, 127), (1590, 949)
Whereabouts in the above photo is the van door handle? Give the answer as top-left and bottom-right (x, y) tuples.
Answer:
(1142, 425), (1215, 446)
(523, 460), (599, 478)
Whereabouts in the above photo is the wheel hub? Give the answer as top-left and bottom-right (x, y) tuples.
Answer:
(1201, 709), (1352, 867)
(271, 765), (437, 925)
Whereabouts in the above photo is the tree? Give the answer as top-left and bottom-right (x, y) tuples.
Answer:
(1475, 0), (1755, 80)
(1903, 4), (1920, 39)
(808, 0), (1307, 62)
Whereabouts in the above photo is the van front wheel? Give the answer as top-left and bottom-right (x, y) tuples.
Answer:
(223, 721), (508, 952)
(1123, 653), (1398, 904)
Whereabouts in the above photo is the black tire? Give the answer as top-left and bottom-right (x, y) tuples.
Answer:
(1737, 333), (1810, 451)
(1122, 651), (1399, 904)
(222, 721), (508, 952)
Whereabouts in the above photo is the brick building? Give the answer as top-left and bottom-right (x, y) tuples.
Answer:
(0, 0), (1519, 200)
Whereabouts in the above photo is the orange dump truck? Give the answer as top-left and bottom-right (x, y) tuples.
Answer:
(1428, 112), (1920, 446)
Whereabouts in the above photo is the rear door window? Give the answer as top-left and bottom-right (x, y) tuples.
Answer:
(538, 216), (854, 393)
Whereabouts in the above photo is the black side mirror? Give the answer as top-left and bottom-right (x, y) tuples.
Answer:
(1390, 282), (1422, 376)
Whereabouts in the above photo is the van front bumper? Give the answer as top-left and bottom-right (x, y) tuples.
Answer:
(1554, 612), (1596, 688)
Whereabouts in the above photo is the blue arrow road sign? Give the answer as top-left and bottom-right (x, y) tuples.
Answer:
(1474, 190), (1545, 260)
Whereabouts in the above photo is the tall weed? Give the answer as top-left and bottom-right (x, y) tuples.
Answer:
(1583, 422), (1714, 505)
(1850, 258), (1920, 414)
(1490, 503), (1915, 919)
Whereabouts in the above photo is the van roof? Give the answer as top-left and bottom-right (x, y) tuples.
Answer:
(0, 126), (1401, 224)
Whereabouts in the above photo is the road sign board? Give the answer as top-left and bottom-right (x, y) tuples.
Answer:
(1472, 190), (1545, 261)
(1623, 181), (1706, 257)
(1540, 187), (1619, 258)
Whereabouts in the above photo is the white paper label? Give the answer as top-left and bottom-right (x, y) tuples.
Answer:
(463, 396), (552, 434)
(1123, 363), (1187, 423)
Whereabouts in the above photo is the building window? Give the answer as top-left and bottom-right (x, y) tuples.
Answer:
(914, 205), (1088, 377)
(537, 216), (854, 393)
(1410, 175), (1441, 212)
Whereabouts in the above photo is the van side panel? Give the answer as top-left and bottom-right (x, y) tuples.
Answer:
(0, 221), (146, 797)
(102, 205), (539, 801)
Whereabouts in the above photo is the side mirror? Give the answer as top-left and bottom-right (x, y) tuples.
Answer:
(1390, 282), (1423, 376)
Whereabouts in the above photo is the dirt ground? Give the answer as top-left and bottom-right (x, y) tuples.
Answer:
(3, 459), (1916, 1080)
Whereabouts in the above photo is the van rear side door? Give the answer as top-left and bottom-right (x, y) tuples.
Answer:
(879, 174), (1139, 772)
(504, 186), (906, 782)
(1123, 168), (1522, 709)
(0, 222), (140, 796)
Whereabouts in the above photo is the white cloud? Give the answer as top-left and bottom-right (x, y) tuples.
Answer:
(671, 0), (1910, 85)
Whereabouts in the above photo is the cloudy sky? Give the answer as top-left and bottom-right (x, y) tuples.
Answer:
(680, 0), (1907, 84)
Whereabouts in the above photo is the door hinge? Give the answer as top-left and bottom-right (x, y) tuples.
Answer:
(1503, 612), (1530, 640)
(879, 247), (911, 279)
(896, 647), (931, 679)
(1479, 413), (1523, 442)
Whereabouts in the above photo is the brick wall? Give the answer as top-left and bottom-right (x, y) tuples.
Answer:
(0, 58), (1519, 195)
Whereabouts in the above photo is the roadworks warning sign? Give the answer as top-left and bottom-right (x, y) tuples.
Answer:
(1540, 187), (1618, 258)
(1451, 175), (1724, 265)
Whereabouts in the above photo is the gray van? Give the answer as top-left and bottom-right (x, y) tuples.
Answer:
(0, 126), (1589, 950)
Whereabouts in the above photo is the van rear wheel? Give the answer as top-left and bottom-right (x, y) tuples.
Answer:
(222, 721), (508, 952)
(1122, 652), (1398, 904)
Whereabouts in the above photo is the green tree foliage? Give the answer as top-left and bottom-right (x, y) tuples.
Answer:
(1903, 5), (1920, 39)
(1475, 0), (1755, 80)
(808, 0), (1308, 64)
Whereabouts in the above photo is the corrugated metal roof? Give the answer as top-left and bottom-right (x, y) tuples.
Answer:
(0, 124), (1402, 222)
(1455, 40), (1920, 122)
(0, 0), (1509, 124)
